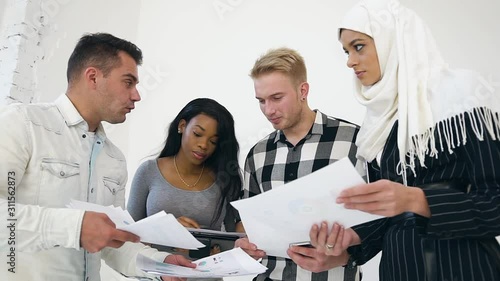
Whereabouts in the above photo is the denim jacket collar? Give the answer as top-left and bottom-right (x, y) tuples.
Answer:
(55, 94), (108, 141)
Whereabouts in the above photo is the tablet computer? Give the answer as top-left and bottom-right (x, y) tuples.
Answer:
(187, 229), (246, 259)
(187, 228), (246, 241)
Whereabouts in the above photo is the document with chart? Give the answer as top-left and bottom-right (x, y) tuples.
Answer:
(136, 247), (267, 278)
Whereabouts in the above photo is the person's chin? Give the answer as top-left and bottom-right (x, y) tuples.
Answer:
(271, 123), (284, 131)
(360, 76), (382, 87)
(108, 116), (127, 124)
(118, 115), (127, 123)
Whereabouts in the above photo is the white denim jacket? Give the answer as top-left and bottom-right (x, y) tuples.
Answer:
(0, 95), (168, 281)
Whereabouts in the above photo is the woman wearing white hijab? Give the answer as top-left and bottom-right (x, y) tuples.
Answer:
(307, 0), (500, 280)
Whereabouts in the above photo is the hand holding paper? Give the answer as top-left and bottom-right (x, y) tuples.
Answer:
(80, 211), (140, 253)
(231, 158), (383, 258)
(137, 247), (267, 278)
(68, 200), (204, 249)
(309, 222), (360, 257)
(234, 237), (266, 260)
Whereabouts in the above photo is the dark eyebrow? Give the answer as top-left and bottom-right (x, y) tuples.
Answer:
(123, 73), (139, 84)
(194, 125), (219, 137)
(195, 124), (206, 131)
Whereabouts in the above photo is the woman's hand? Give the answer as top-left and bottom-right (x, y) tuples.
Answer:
(177, 216), (201, 228)
(287, 244), (349, 273)
(161, 254), (196, 281)
(337, 180), (430, 217)
(234, 237), (266, 260)
(310, 222), (360, 256)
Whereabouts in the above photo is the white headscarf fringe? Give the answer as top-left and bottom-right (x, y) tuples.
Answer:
(398, 107), (500, 185)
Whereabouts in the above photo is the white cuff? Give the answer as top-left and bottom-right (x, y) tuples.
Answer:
(43, 208), (85, 249)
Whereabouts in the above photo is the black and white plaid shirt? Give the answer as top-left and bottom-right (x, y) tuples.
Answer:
(243, 110), (364, 281)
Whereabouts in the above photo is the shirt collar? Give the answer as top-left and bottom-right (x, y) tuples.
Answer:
(54, 94), (108, 140)
(274, 109), (325, 144)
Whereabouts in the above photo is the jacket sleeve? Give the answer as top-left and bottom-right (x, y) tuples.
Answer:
(0, 105), (84, 252)
(348, 218), (389, 265)
(101, 242), (170, 279)
(347, 158), (387, 265)
(423, 110), (500, 239)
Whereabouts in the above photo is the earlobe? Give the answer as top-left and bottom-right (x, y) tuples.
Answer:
(178, 119), (187, 133)
(300, 82), (310, 100)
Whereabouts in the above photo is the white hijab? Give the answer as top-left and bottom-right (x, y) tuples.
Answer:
(340, 0), (500, 184)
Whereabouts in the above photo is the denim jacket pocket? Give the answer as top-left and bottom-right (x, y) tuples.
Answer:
(39, 159), (80, 206)
(103, 177), (123, 196)
(41, 159), (80, 178)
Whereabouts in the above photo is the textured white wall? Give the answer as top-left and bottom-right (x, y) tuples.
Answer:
(0, 0), (44, 105)
(0, 1), (5, 19)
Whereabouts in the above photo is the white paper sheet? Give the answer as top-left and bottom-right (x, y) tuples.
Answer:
(231, 157), (383, 258)
(136, 247), (267, 278)
(68, 200), (135, 227)
(68, 200), (204, 249)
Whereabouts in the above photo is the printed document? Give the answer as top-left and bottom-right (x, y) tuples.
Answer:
(137, 247), (267, 278)
(231, 157), (383, 258)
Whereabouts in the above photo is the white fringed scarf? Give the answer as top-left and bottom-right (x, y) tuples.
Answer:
(339, 0), (500, 184)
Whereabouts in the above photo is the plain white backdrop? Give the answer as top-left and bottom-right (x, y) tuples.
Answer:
(2, 0), (499, 280)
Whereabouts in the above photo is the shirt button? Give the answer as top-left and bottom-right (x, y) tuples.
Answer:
(90, 188), (94, 193)
(112, 188), (116, 194)
(59, 171), (65, 177)
(97, 141), (101, 144)
(82, 134), (86, 138)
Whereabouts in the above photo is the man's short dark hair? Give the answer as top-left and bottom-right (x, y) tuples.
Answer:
(66, 33), (143, 83)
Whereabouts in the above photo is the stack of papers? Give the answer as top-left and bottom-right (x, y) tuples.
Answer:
(68, 200), (135, 227)
(137, 247), (267, 278)
(231, 157), (384, 258)
(68, 200), (204, 249)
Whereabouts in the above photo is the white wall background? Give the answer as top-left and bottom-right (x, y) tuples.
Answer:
(2, 0), (500, 280)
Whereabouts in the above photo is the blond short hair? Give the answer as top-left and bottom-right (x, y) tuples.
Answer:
(250, 47), (307, 87)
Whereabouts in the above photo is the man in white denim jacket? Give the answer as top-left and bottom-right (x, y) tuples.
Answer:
(0, 33), (194, 281)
